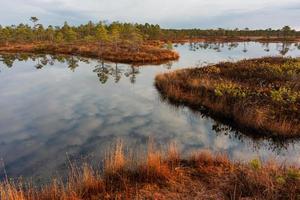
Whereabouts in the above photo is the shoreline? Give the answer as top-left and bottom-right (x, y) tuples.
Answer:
(0, 37), (299, 65)
(1, 141), (299, 200)
(155, 57), (300, 138)
(0, 42), (179, 65)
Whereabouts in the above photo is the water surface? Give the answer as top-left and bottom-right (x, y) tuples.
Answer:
(0, 42), (300, 181)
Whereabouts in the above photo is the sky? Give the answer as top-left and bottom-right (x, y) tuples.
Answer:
(0, 0), (299, 30)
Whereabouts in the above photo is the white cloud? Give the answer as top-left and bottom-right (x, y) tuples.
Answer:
(0, 0), (299, 29)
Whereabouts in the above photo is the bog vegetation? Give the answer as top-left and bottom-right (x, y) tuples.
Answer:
(1, 140), (300, 200)
(155, 57), (300, 137)
(0, 17), (299, 43)
(0, 17), (180, 64)
(0, 17), (299, 63)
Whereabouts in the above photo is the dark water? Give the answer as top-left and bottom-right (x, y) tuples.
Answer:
(0, 42), (300, 181)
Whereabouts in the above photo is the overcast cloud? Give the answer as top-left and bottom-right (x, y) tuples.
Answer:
(0, 0), (299, 29)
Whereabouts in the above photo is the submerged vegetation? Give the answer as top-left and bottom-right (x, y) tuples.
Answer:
(1, 140), (300, 200)
(155, 57), (300, 137)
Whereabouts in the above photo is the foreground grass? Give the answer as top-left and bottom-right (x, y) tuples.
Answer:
(1, 141), (300, 200)
(155, 57), (300, 137)
(0, 41), (179, 65)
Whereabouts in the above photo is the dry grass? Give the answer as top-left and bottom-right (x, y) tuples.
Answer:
(155, 57), (300, 137)
(104, 139), (126, 174)
(0, 42), (179, 65)
(1, 140), (300, 199)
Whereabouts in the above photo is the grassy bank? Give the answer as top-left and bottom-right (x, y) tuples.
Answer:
(155, 57), (300, 137)
(1, 141), (300, 200)
(0, 42), (179, 65)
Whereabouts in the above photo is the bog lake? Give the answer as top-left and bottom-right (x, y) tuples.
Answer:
(0, 42), (300, 181)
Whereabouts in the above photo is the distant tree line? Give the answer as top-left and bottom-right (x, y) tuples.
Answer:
(0, 17), (299, 44)
(162, 26), (300, 40)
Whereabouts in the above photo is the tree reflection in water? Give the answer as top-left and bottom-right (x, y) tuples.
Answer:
(0, 54), (88, 71)
(93, 61), (110, 84)
(242, 42), (248, 53)
(0, 41), (297, 80)
(0, 53), (143, 85)
(187, 41), (295, 55)
(0, 54), (15, 67)
(124, 65), (140, 84)
(277, 42), (291, 56)
(261, 43), (270, 52)
(93, 61), (140, 84)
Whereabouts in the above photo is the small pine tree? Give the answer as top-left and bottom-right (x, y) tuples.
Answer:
(110, 24), (121, 50)
(64, 28), (77, 42)
(96, 25), (109, 43)
(55, 32), (64, 43)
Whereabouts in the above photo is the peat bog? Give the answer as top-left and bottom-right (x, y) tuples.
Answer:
(1, 41), (300, 199)
(155, 57), (300, 138)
